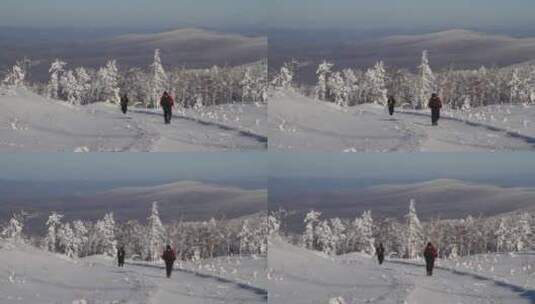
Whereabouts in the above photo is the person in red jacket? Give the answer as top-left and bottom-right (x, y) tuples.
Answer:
(428, 93), (442, 126)
(423, 242), (438, 276)
(160, 91), (174, 124)
(161, 244), (177, 278)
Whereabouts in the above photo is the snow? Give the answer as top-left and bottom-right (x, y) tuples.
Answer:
(0, 88), (266, 151)
(0, 240), (267, 303)
(269, 237), (535, 304)
(269, 89), (535, 151)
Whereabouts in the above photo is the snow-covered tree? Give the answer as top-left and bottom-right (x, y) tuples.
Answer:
(2, 62), (25, 87)
(1, 214), (24, 241)
(57, 222), (75, 258)
(268, 214), (281, 236)
(303, 210), (321, 249)
(514, 212), (532, 251)
(495, 217), (508, 252)
(316, 61), (334, 101)
(47, 59), (67, 99)
(406, 199), (424, 258)
(74, 67), (91, 104)
(271, 61), (295, 89)
(238, 219), (252, 254)
(315, 220), (335, 255)
(417, 50), (435, 109)
(93, 212), (117, 257)
(44, 212), (63, 252)
(144, 201), (166, 261)
(72, 220), (88, 257)
(366, 61), (388, 106)
(60, 70), (80, 104)
(95, 60), (120, 103)
(150, 49), (168, 108)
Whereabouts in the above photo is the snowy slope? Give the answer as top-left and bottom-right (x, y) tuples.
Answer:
(268, 237), (410, 304)
(0, 240), (267, 304)
(0, 88), (266, 151)
(269, 89), (535, 152)
(269, 238), (535, 304)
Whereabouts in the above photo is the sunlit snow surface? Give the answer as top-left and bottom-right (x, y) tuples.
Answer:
(0, 87), (266, 152)
(269, 89), (535, 152)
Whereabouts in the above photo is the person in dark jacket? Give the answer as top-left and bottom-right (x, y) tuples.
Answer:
(428, 93), (442, 126)
(376, 243), (385, 265)
(117, 246), (126, 267)
(161, 245), (177, 278)
(387, 96), (396, 116)
(423, 242), (438, 276)
(120, 94), (129, 114)
(160, 92), (174, 124)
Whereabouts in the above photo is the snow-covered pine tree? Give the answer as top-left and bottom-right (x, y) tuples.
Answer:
(145, 201), (166, 261)
(2, 62), (26, 87)
(328, 71), (347, 106)
(366, 61), (388, 106)
(238, 219), (252, 255)
(303, 210), (321, 249)
(271, 61), (295, 89)
(60, 70), (80, 104)
(495, 217), (508, 252)
(268, 214), (281, 236)
(57, 222), (75, 258)
(150, 49), (168, 109)
(1, 214), (24, 242)
(44, 212), (63, 252)
(93, 212), (117, 257)
(72, 220), (88, 257)
(360, 210), (375, 255)
(417, 50), (435, 109)
(315, 220), (334, 255)
(96, 60), (120, 103)
(405, 199), (424, 258)
(329, 217), (346, 254)
(514, 212), (532, 251)
(47, 59), (67, 99)
(316, 61), (334, 101)
(74, 67), (91, 104)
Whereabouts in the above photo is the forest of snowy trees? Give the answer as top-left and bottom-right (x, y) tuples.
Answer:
(272, 199), (534, 259)
(271, 50), (535, 109)
(0, 202), (267, 262)
(1, 50), (267, 107)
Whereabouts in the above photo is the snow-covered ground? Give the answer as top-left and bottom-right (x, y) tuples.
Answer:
(0, 240), (267, 304)
(268, 238), (535, 304)
(0, 88), (266, 151)
(269, 89), (535, 152)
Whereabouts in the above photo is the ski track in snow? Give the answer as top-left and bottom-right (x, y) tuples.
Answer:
(0, 240), (267, 304)
(0, 88), (266, 152)
(126, 262), (267, 304)
(269, 89), (535, 152)
(269, 238), (535, 304)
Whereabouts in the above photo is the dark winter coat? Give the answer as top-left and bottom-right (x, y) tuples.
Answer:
(160, 94), (174, 108)
(117, 248), (126, 261)
(387, 96), (396, 108)
(428, 96), (442, 110)
(120, 95), (129, 106)
(423, 245), (438, 260)
(162, 248), (177, 263)
(376, 245), (385, 257)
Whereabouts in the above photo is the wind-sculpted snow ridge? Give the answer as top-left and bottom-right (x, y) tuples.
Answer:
(269, 89), (535, 152)
(268, 237), (535, 304)
(0, 88), (266, 151)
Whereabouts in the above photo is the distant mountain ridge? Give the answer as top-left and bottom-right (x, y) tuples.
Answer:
(1, 180), (267, 233)
(1, 27), (267, 81)
(271, 178), (535, 231)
